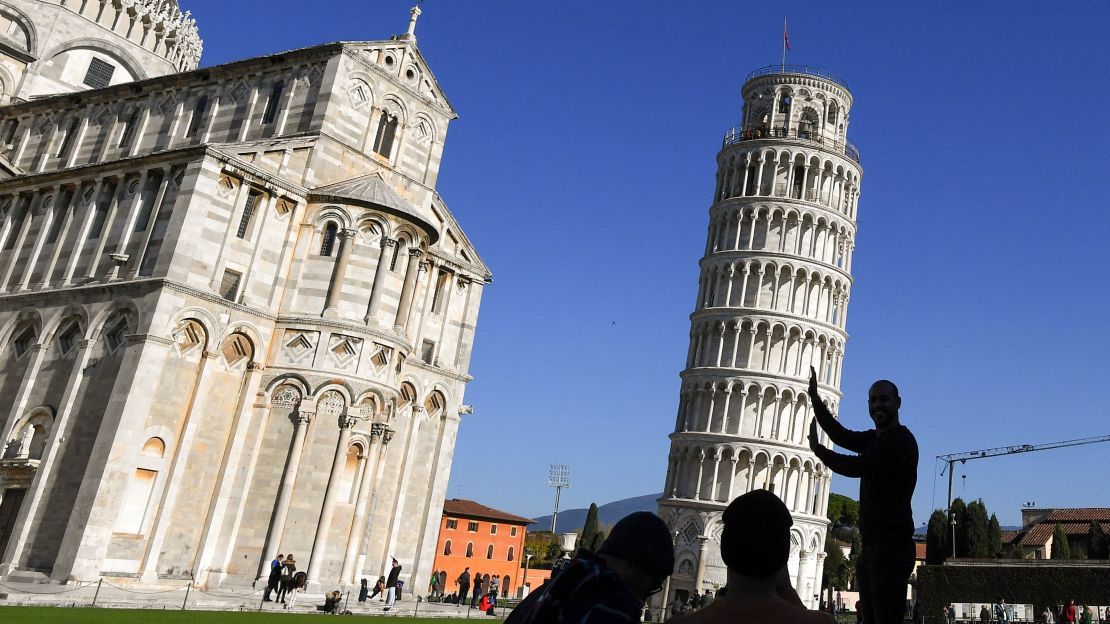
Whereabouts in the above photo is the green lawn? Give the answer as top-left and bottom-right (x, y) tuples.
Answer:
(0, 607), (485, 623)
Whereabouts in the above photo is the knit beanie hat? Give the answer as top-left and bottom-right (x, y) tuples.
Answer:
(597, 511), (675, 578)
(720, 489), (793, 577)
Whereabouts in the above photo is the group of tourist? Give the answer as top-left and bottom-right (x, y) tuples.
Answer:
(262, 553), (304, 607)
(448, 567), (501, 612)
(1042, 600), (1105, 624)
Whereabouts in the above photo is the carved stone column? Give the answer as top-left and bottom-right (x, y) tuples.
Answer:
(393, 248), (424, 329)
(307, 413), (357, 585)
(323, 228), (357, 316)
(364, 237), (396, 324)
(257, 410), (314, 580)
(340, 423), (384, 584)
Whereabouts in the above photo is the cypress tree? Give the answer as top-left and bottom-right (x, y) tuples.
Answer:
(964, 500), (990, 559)
(987, 513), (1002, 558)
(1087, 521), (1108, 559)
(949, 498), (968, 557)
(1051, 523), (1070, 559)
(578, 503), (600, 554)
(926, 509), (949, 564)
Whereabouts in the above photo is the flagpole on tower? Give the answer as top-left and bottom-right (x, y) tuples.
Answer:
(781, 17), (789, 72)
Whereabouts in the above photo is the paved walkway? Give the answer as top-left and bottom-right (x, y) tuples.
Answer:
(0, 579), (508, 618)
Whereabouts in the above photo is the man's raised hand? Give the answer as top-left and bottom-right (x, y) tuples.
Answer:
(808, 418), (820, 452)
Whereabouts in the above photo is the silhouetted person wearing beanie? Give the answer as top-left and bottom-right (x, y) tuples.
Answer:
(505, 511), (674, 624)
(807, 367), (918, 624)
(675, 489), (833, 624)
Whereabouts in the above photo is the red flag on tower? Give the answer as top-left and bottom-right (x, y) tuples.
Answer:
(784, 18), (791, 51)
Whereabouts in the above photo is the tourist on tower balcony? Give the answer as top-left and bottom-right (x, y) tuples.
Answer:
(504, 511), (674, 624)
(672, 490), (832, 624)
(808, 367), (918, 624)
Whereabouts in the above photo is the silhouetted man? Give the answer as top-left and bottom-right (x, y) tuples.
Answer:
(808, 368), (917, 624)
(505, 511), (674, 624)
(676, 489), (833, 624)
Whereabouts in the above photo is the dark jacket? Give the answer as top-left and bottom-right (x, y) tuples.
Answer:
(386, 564), (402, 588)
(504, 550), (642, 624)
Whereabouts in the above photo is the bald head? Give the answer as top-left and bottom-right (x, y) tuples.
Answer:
(867, 379), (901, 431)
(870, 380), (899, 397)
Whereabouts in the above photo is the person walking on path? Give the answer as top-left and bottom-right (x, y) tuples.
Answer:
(471, 573), (484, 608)
(384, 558), (402, 611)
(358, 578), (369, 603)
(456, 567), (471, 606)
(505, 511), (674, 624)
(1065, 600), (1078, 624)
(263, 553), (284, 602)
(673, 490), (832, 624)
(807, 367), (918, 624)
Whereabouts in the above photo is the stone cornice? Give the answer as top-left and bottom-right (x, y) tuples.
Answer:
(698, 250), (854, 285)
(714, 195), (861, 232)
(687, 308), (850, 340)
(677, 368), (845, 400)
(404, 357), (472, 383)
(273, 315), (413, 353)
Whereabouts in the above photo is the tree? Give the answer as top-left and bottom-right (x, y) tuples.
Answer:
(987, 514), (1002, 558)
(827, 493), (860, 528)
(949, 498), (968, 557)
(577, 503), (603, 554)
(1087, 521), (1109, 559)
(824, 534), (848, 590)
(1014, 542), (1025, 559)
(964, 500), (990, 559)
(926, 509), (949, 564)
(1051, 523), (1070, 559)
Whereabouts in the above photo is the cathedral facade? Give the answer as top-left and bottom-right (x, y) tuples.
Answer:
(658, 65), (863, 607)
(0, 0), (490, 591)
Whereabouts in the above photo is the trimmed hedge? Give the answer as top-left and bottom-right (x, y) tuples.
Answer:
(917, 563), (1110, 623)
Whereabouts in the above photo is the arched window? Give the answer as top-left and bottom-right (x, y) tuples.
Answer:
(115, 436), (166, 535)
(486, 544), (494, 559)
(507, 546), (514, 562)
(372, 110), (399, 158)
(798, 108), (819, 139)
(320, 221), (338, 256)
(443, 540), (452, 556)
(142, 437), (165, 457)
(262, 81), (284, 125)
(465, 542), (474, 558)
(502, 575), (510, 596)
(338, 444), (361, 503)
(778, 92), (792, 114)
(827, 101), (839, 126)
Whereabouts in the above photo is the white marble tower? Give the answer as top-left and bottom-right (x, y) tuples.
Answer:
(658, 64), (863, 609)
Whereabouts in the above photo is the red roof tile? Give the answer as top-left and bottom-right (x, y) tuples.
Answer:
(1001, 531), (1021, 544)
(915, 543), (927, 559)
(1044, 509), (1110, 522)
(1018, 521), (1110, 545)
(442, 499), (534, 525)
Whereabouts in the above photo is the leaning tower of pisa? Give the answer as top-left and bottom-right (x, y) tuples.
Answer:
(658, 65), (863, 608)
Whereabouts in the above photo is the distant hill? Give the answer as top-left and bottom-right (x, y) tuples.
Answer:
(532, 493), (663, 534)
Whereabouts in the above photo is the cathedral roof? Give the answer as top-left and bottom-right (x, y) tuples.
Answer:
(309, 173), (440, 243)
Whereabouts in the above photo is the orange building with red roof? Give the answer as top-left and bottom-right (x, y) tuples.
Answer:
(430, 499), (534, 599)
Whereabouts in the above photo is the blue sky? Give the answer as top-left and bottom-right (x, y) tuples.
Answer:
(190, 1), (1110, 527)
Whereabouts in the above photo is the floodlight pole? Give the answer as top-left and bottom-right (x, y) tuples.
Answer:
(548, 464), (570, 534)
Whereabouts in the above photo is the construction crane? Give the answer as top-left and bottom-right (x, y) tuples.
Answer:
(938, 434), (1110, 513)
